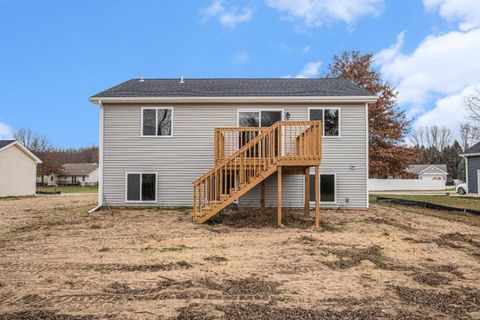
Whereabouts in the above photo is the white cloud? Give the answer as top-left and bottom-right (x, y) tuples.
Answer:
(424, 0), (480, 31)
(413, 85), (477, 136)
(285, 61), (322, 78)
(375, 30), (406, 65)
(302, 45), (311, 53)
(266, 0), (384, 27)
(0, 122), (14, 140)
(233, 51), (250, 64)
(201, 0), (253, 28)
(376, 28), (480, 107)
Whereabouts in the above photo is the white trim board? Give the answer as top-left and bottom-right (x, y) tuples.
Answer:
(90, 96), (378, 104)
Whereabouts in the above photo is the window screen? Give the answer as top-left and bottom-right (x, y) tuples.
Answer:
(157, 109), (172, 136)
(141, 174), (156, 201)
(143, 109), (156, 136)
(324, 109), (339, 136)
(239, 111), (260, 127)
(127, 174), (141, 201)
(309, 174), (336, 203)
(261, 111), (282, 127)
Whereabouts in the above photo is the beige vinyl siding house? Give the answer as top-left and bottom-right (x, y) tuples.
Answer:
(37, 163), (99, 186)
(90, 78), (376, 212)
(0, 140), (42, 197)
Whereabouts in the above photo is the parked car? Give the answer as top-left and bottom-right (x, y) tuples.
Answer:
(456, 183), (467, 195)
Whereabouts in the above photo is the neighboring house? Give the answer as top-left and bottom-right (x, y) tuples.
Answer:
(37, 173), (58, 186)
(90, 78), (377, 223)
(0, 140), (42, 197)
(461, 142), (480, 194)
(38, 163), (99, 186)
(58, 163), (99, 186)
(406, 164), (448, 182)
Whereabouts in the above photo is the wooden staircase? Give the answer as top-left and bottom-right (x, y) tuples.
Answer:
(192, 121), (322, 224)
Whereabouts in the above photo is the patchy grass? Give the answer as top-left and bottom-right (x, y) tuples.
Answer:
(371, 193), (480, 211)
(176, 260), (192, 268)
(37, 185), (98, 194)
(373, 197), (480, 226)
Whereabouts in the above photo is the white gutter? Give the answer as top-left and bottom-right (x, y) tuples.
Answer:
(89, 99), (104, 214)
(89, 95), (379, 104)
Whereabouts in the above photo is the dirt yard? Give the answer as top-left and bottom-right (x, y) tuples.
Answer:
(0, 195), (479, 319)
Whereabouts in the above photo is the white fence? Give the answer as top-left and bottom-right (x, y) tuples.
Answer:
(368, 179), (445, 192)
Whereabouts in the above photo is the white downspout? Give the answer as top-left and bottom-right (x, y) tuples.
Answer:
(89, 99), (104, 213)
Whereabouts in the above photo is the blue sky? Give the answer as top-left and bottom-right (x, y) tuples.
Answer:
(1, 0), (479, 147)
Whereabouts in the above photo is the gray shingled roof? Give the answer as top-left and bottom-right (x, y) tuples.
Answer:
(92, 78), (374, 98)
(464, 141), (480, 155)
(61, 163), (98, 176)
(0, 140), (15, 149)
(406, 164), (447, 174)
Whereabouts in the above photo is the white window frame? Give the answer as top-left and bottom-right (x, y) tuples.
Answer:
(307, 107), (341, 138)
(309, 171), (337, 204)
(141, 107), (174, 137)
(237, 109), (285, 127)
(125, 172), (158, 203)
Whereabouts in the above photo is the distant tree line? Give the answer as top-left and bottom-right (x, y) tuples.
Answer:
(410, 125), (465, 179)
(14, 128), (98, 177)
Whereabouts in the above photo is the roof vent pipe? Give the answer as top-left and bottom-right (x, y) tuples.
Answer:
(179, 75), (184, 84)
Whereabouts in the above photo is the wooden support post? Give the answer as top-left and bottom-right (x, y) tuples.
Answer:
(277, 166), (282, 227)
(193, 185), (197, 220)
(304, 167), (310, 217)
(260, 180), (265, 214)
(314, 165), (320, 228)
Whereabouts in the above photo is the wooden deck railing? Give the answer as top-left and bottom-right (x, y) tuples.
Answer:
(193, 121), (322, 222)
(214, 127), (267, 162)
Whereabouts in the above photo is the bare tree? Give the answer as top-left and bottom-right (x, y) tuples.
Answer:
(459, 122), (480, 151)
(14, 128), (52, 153)
(410, 125), (452, 150)
(466, 86), (480, 122)
(410, 127), (425, 146)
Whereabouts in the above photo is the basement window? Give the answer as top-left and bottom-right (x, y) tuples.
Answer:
(142, 108), (173, 137)
(126, 173), (157, 202)
(309, 173), (336, 203)
(308, 108), (340, 136)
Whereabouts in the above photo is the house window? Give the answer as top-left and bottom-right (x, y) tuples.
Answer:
(126, 173), (157, 202)
(308, 108), (340, 136)
(309, 173), (336, 203)
(238, 110), (283, 151)
(238, 110), (283, 128)
(82, 176), (85, 182)
(142, 108), (173, 137)
(50, 175), (54, 182)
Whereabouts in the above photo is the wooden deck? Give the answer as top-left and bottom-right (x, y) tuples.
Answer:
(193, 121), (322, 226)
